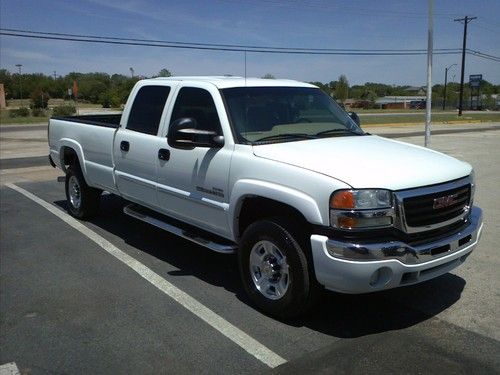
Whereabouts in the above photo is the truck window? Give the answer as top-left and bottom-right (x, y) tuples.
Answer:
(127, 86), (171, 135)
(170, 87), (222, 133)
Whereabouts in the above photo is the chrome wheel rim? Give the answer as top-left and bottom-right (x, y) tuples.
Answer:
(249, 240), (290, 300)
(68, 175), (81, 209)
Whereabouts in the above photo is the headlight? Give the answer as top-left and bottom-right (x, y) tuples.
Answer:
(330, 189), (394, 230)
(330, 189), (392, 210)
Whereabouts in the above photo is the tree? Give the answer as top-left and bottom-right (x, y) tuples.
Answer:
(309, 81), (329, 95)
(158, 69), (172, 77)
(335, 75), (349, 104)
(262, 73), (275, 79)
(361, 89), (377, 102)
(30, 89), (49, 109)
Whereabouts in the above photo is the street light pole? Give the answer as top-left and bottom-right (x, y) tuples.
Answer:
(442, 63), (457, 110)
(15, 64), (23, 106)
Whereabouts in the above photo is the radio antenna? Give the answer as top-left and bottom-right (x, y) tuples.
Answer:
(244, 51), (247, 85)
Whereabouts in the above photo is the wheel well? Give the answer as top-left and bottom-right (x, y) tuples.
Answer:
(61, 147), (79, 169)
(237, 197), (311, 239)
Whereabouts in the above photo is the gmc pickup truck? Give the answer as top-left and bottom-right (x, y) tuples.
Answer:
(48, 76), (483, 318)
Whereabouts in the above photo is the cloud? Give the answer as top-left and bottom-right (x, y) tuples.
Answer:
(0, 49), (53, 62)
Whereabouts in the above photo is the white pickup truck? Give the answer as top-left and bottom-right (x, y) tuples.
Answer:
(48, 76), (483, 318)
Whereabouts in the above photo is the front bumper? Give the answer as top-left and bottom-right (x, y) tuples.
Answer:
(311, 206), (483, 294)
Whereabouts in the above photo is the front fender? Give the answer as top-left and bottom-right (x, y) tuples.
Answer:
(229, 179), (324, 238)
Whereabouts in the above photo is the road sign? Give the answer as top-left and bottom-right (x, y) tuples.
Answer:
(469, 74), (482, 87)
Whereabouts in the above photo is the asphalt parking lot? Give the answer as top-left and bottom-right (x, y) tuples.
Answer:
(1, 124), (499, 374)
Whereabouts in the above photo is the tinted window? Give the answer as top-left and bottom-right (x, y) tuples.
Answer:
(170, 87), (221, 133)
(221, 87), (362, 143)
(127, 86), (171, 135)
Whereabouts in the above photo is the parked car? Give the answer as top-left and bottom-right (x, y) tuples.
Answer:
(48, 77), (483, 318)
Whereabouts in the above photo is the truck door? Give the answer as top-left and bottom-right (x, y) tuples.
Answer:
(113, 84), (171, 207)
(156, 86), (232, 238)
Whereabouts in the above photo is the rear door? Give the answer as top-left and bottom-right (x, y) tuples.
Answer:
(114, 84), (172, 207)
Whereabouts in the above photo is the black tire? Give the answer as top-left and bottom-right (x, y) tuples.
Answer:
(65, 163), (101, 219)
(238, 217), (317, 319)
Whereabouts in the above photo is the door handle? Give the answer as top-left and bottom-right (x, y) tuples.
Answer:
(158, 148), (170, 161)
(120, 141), (130, 152)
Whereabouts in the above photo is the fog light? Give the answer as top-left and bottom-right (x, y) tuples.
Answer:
(369, 267), (393, 287)
(337, 216), (392, 229)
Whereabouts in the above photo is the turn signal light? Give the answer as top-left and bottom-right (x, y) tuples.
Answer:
(338, 217), (358, 228)
(330, 191), (355, 209)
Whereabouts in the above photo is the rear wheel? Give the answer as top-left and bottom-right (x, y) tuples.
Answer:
(238, 217), (317, 319)
(65, 163), (101, 219)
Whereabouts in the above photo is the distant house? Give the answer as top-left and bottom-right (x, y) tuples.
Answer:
(404, 86), (427, 95)
(375, 96), (426, 109)
(342, 98), (357, 108)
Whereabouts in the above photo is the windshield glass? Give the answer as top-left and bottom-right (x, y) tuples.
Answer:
(221, 86), (363, 144)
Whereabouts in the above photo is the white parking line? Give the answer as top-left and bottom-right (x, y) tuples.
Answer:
(0, 362), (20, 375)
(6, 183), (286, 369)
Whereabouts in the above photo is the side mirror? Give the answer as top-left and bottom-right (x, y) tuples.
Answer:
(348, 112), (361, 127)
(168, 118), (224, 149)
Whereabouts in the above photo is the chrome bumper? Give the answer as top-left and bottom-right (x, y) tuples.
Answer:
(311, 206), (483, 294)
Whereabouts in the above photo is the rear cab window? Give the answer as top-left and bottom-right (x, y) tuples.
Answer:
(127, 85), (171, 135)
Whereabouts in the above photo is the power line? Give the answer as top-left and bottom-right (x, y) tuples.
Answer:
(0, 28), (463, 55)
(220, 0), (463, 19)
(0, 28), (462, 53)
(1, 28), (497, 61)
(466, 50), (500, 62)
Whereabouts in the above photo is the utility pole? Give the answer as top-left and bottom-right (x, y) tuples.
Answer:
(442, 63), (457, 110)
(454, 16), (476, 116)
(424, 0), (433, 147)
(15, 64), (23, 105)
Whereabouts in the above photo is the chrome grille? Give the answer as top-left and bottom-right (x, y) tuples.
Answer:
(403, 184), (470, 227)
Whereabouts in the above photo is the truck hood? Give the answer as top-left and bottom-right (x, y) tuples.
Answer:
(252, 135), (471, 190)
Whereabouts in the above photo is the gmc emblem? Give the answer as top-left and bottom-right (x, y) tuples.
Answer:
(433, 193), (459, 209)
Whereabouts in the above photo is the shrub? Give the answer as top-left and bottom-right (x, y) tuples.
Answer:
(52, 105), (76, 117)
(9, 107), (30, 117)
(30, 89), (50, 109)
(99, 90), (122, 108)
(32, 108), (46, 117)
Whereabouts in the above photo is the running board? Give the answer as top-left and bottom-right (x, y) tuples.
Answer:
(123, 204), (237, 254)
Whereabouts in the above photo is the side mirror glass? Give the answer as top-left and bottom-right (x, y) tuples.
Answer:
(348, 112), (361, 127)
(169, 118), (224, 149)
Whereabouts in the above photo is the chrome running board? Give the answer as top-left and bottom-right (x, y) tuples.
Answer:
(123, 204), (237, 254)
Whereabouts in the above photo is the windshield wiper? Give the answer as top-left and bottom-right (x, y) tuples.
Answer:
(315, 128), (360, 137)
(253, 133), (317, 143)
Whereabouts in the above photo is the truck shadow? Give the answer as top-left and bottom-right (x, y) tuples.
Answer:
(289, 274), (465, 338)
(54, 194), (466, 339)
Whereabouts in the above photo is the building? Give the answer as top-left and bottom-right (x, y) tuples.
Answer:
(375, 96), (426, 109)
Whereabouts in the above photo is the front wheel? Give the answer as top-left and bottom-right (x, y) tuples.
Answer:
(238, 218), (316, 319)
(65, 164), (101, 219)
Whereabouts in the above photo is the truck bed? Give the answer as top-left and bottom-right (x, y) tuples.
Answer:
(52, 114), (122, 128)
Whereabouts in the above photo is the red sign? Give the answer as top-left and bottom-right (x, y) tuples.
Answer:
(72, 81), (78, 98)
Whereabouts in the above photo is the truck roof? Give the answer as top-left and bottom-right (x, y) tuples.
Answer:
(150, 76), (316, 89)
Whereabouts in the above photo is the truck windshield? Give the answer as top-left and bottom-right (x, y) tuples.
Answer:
(221, 87), (364, 144)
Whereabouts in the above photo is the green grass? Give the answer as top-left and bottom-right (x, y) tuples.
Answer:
(354, 108), (430, 113)
(0, 116), (49, 124)
(0, 108), (49, 124)
(360, 113), (500, 125)
(6, 99), (103, 109)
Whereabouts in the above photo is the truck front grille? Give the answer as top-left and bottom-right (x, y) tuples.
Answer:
(403, 184), (471, 227)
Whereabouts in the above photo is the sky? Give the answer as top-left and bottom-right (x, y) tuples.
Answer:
(0, 0), (499, 85)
